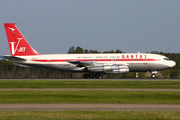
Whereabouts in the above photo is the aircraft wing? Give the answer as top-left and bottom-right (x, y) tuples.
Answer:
(69, 61), (129, 67)
(69, 60), (129, 74)
(69, 61), (93, 67)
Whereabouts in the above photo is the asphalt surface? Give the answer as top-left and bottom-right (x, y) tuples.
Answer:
(0, 88), (180, 91)
(0, 104), (180, 111)
(0, 78), (180, 81)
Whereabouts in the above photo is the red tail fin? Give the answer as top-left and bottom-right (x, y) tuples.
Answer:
(4, 23), (41, 56)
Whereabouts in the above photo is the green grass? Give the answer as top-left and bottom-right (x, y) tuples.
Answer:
(0, 80), (180, 89)
(0, 91), (180, 103)
(0, 80), (180, 119)
(0, 111), (180, 120)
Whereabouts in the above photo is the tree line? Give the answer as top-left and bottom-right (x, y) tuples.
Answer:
(0, 46), (179, 78)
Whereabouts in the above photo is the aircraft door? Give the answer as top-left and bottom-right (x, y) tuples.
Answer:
(47, 59), (51, 65)
(143, 58), (147, 65)
(113, 59), (116, 64)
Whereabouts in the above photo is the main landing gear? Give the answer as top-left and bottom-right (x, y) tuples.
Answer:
(83, 73), (101, 79)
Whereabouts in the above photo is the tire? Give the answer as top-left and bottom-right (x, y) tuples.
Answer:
(151, 74), (156, 78)
(89, 74), (94, 78)
(95, 74), (100, 78)
(83, 74), (89, 78)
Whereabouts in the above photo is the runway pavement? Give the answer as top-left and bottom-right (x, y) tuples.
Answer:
(0, 104), (180, 111)
(0, 88), (180, 91)
(0, 78), (180, 81)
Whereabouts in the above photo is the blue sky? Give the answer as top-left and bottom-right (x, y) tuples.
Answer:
(0, 0), (180, 55)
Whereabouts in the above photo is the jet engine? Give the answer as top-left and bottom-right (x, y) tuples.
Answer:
(88, 64), (129, 74)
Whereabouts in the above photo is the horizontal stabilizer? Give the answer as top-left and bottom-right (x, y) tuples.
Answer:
(3, 55), (26, 62)
(0, 56), (6, 60)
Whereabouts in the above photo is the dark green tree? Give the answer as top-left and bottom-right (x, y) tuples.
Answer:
(68, 46), (75, 54)
(75, 47), (84, 53)
(170, 69), (180, 78)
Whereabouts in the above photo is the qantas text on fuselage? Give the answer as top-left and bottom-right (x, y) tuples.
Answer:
(3, 23), (176, 78)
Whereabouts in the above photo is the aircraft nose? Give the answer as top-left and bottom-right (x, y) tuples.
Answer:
(170, 61), (176, 67)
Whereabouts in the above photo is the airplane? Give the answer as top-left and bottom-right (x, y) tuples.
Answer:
(3, 23), (176, 78)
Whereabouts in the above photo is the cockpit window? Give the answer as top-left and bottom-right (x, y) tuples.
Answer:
(164, 58), (170, 61)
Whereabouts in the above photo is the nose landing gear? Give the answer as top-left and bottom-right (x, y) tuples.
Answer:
(151, 71), (157, 78)
(151, 74), (156, 78)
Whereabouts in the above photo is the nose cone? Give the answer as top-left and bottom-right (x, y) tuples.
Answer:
(169, 61), (176, 67)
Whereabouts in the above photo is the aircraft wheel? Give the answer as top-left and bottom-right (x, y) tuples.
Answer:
(89, 74), (94, 78)
(95, 74), (100, 78)
(83, 74), (89, 78)
(151, 74), (156, 78)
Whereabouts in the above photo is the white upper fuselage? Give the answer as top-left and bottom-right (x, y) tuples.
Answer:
(10, 53), (176, 72)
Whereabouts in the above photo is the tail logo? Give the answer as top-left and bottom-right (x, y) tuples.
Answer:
(8, 27), (15, 33)
(10, 38), (26, 55)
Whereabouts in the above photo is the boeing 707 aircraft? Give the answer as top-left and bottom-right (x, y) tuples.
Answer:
(3, 23), (176, 78)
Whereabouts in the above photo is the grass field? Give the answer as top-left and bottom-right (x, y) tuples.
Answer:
(0, 80), (180, 89)
(0, 91), (180, 103)
(0, 80), (180, 119)
(0, 111), (180, 120)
